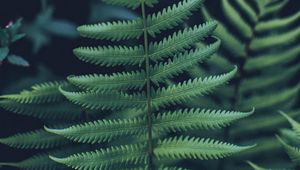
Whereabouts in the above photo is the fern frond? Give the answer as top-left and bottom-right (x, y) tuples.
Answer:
(280, 111), (300, 137)
(241, 63), (300, 92)
(221, 0), (252, 39)
(236, 0), (257, 23)
(0, 146), (88, 170)
(102, 0), (158, 9)
(0, 153), (63, 170)
(77, 19), (143, 41)
(260, 0), (288, 17)
(59, 87), (146, 110)
(244, 45), (300, 71)
(256, 11), (300, 33)
(239, 85), (300, 110)
(277, 135), (300, 163)
(150, 39), (220, 84)
(0, 99), (82, 120)
(152, 108), (254, 133)
(73, 45), (144, 67)
(154, 136), (254, 160)
(46, 107), (254, 145)
(68, 71), (146, 92)
(45, 117), (147, 144)
(149, 21), (217, 62)
(200, 7), (246, 56)
(0, 129), (69, 149)
(147, 0), (203, 37)
(0, 81), (67, 104)
(246, 161), (272, 170)
(250, 26), (300, 51)
(50, 144), (147, 170)
(152, 67), (237, 109)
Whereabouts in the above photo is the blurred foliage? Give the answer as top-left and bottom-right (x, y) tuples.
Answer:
(0, 19), (28, 67)
(184, 0), (300, 169)
(89, 0), (138, 23)
(22, 0), (78, 53)
(249, 111), (300, 170)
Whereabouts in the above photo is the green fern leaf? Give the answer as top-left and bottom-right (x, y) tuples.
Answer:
(77, 19), (143, 41)
(247, 161), (273, 170)
(149, 21), (217, 62)
(152, 67), (237, 109)
(59, 87), (146, 110)
(239, 85), (300, 110)
(152, 108), (254, 133)
(255, 11), (300, 33)
(0, 153), (63, 170)
(50, 144), (147, 170)
(259, 0), (289, 17)
(244, 45), (300, 71)
(0, 129), (69, 149)
(280, 111), (300, 137)
(45, 117), (147, 144)
(277, 135), (300, 163)
(150, 39), (220, 84)
(147, 0), (203, 37)
(73, 45), (144, 67)
(0, 99), (82, 120)
(250, 27), (300, 51)
(102, 0), (158, 9)
(154, 136), (254, 160)
(45, 107), (254, 145)
(221, 0), (252, 38)
(0, 146), (88, 170)
(0, 81), (67, 104)
(68, 71), (146, 92)
(241, 63), (300, 92)
(200, 7), (246, 56)
(236, 0), (258, 23)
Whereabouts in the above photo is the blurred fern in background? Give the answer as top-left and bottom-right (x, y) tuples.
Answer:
(186, 0), (300, 168)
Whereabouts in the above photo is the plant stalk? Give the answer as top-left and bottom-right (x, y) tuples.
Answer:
(141, 1), (154, 170)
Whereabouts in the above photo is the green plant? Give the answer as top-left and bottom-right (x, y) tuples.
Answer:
(22, 0), (78, 53)
(0, 19), (28, 67)
(189, 0), (300, 168)
(248, 111), (300, 170)
(0, 0), (255, 169)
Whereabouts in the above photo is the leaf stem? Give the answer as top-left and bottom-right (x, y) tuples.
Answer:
(141, 1), (154, 170)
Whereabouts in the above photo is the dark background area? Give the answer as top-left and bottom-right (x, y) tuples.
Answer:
(0, 0), (299, 169)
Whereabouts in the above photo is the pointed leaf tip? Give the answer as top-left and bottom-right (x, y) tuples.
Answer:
(44, 126), (62, 135)
(49, 155), (65, 164)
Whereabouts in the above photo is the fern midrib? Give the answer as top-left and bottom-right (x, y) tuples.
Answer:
(153, 116), (233, 129)
(141, 1), (154, 170)
(99, 21), (144, 33)
(150, 56), (192, 80)
(148, 31), (195, 59)
(157, 142), (235, 154)
(153, 80), (216, 102)
(82, 79), (146, 86)
(89, 51), (144, 59)
(64, 124), (147, 136)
